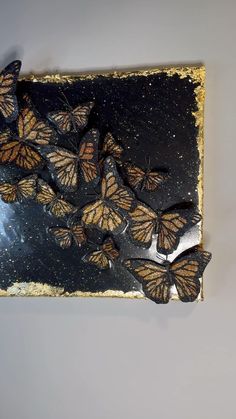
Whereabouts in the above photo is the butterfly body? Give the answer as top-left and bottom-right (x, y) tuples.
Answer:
(0, 60), (21, 122)
(83, 237), (119, 269)
(128, 202), (201, 254)
(82, 156), (136, 234)
(124, 248), (212, 303)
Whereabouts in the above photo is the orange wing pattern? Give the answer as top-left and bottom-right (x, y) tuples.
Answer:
(124, 259), (170, 304)
(48, 102), (94, 133)
(125, 162), (168, 191)
(157, 210), (201, 254)
(128, 203), (157, 248)
(36, 179), (75, 218)
(0, 61), (21, 122)
(78, 129), (100, 183)
(82, 157), (136, 234)
(84, 237), (119, 269)
(0, 174), (37, 203)
(0, 105), (55, 170)
(49, 222), (86, 249)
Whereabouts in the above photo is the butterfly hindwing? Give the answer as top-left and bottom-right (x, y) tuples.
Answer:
(123, 259), (171, 304)
(0, 60), (21, 122)
(44, 146), (78, 191)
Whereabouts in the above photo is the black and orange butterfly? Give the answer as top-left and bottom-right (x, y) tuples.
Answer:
(49, 219), (86, 249)
(36, 178), (76, 218)
(83, 237), (119, 269)
(0, 174), (37, 203)
(44, 129), (100, 192)
(0, 100), (56, 170)
(82, 156), (136, 234)
(0, 60), (21, 122)
(123, 247), (212, 303)
(124, 162), (169, 191)
(128, 202), (201, 254)
(47, 96), (94, 134)
(99, 132), (123, 168)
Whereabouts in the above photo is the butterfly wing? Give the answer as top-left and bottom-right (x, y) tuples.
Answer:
(103, 157), (136, 211)
(124, 259), (171, 304)
(84, 250), (110, 270)
(0, 183), (17, 203)
(49, 227), (73, 249)
(102, 132), (123, 160)
(18, 106), (56, 145)
(71, 223), (87, 247)
(124, 163), (145, 189)
(102, 237), (119, 262)
(45, 146), (78, 191)
(170, 248), (212, 302)
(78, 129), (100, 184)
(0, 140), (42, 170)
(49, 198), (75, 218)
(72, 102), (94, 130)
(47, 111), (72, 134)
(0, 60), (21, 122)
(36, 179), (56, 205)
(157, 209), (201, 254)
(128, 203), (157, 248)
(17, 174), (38, 200)
(82, 199), (125, 234)
(143, 171), (169, 191)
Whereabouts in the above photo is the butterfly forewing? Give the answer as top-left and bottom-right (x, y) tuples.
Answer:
(143, 171), (168, 191)
(128, 203), (157, 248)
(102, 237), (119, 262)
(47, 111), (72, 134)
(0, 60), (21, 122)
(78, 129), (99, 184)
(157, 210), (201, 254)
(72, 102), (94, 130)
(170, 249), (212, 302)
(124, 259), (171, 304)
(45, 146), (78, 191)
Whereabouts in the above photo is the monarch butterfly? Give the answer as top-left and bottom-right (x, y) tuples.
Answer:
(44, 129), (100, 192)
(47, 99), (94, 134)
(0, 102), (56, 170)
(128, 202), (201, 254)
(0, 174), (37, 203)
(49, 220), (86, 249)
(36, 178), (76, 218)
(83, 237), (119, 269)
(123, 247), (212, 303)
(124, 162), (169, 191)
(0, 60), (21, 122)
(82, 156), (136, 234)
(99, 132), (123, 167)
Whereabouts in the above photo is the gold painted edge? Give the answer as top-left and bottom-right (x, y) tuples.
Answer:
(0, 65), (205, 299)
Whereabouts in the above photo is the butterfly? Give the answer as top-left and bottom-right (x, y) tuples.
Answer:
(49, 220), (86, 249)
(124, 162), (169, 191)
(36, 178), (76, 218)
(82, 156), (136, 234)
(128, 202), (201, 254)
(44, 129), (100, 192)
(48, 100), (94, 134)
(0, 101), (56, 170)
(123, 247), (212, 303)
(0, 60), (21, 122)
(83, 237), (119, 269)
(99, 132), (123, 167)
(0, 174), (37, 203)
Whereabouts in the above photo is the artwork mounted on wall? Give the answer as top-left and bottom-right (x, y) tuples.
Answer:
(0, 60), (211, 303)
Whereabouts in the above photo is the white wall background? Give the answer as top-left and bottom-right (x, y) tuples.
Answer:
(0, 1), (234, 418)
